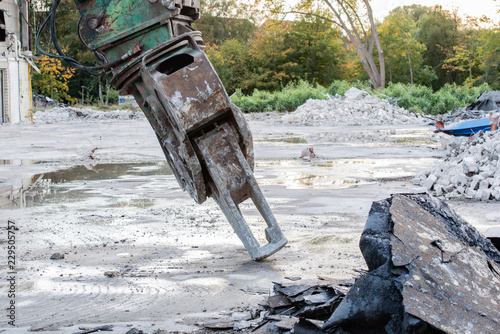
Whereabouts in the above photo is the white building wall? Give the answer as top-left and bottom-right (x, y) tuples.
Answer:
(0, 0), (32, 124)
(19, 60), (31, 121)
(8, 60), (19, 123)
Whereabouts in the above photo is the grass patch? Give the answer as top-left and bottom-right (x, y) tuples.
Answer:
(232, 80), (328, 112)
(232, 80), (491, 115)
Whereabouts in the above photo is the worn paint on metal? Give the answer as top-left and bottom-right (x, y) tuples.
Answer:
(196, 123), (287, 260)
(74, 0), (201, 73)
(73, 0), (286, 259)
(132, 35), (285, 259)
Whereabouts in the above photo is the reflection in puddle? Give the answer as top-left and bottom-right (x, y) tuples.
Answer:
(0, 159), (34, 165)
(256, 160), (366, 189)
(35, 162), (173, 184)
(255, 158), (420, 190)
(0, 162), (174, 210)
(0, 160), (38, 209)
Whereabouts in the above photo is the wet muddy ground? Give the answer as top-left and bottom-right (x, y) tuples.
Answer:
(1, 117), (499, 333)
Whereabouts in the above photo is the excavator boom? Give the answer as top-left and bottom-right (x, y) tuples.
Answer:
(46, 0), (288, 260)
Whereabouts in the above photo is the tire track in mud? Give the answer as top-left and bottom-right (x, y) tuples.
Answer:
(16, 279), (169, 327)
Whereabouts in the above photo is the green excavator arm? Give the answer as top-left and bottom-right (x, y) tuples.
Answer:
(51, 0), (288, 260)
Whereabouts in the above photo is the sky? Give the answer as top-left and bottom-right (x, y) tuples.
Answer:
(284, 0), (500, 21)
(368, 0), (500, 21)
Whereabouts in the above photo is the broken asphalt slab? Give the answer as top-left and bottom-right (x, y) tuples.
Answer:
(253, 194), (499, 333)
(323, 194), (500, 333)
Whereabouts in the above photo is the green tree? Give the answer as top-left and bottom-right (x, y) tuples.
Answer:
(205, 39), (251, 94)
(287, 0), (386, 89)
(34, 0), (118, 104)
(245, 20), (296, 91)
(478, 23), (500, 88)
(33, 50), (77, 103)
(417, 6), (461, 89)
(284, 16), (345, 85)
(378, 11), (428, 85)
(391, 4), (429, 22)
(195, 0), (257, 45)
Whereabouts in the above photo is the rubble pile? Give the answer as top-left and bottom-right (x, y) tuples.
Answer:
(253, 279), (350, 333)
(33, 106), (145, 124)
(32, 93), (67, 108)
(281, 88), (423, 126)
(414, 131), (500, 200)
(440, 107), (489, 124)
(441, 91), (500, 124)
(196, 279), (350, 333)
(234, 194), (500, 333)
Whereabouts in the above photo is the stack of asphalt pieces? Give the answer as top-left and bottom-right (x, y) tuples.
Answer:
(414, 130), (500, 200)
(200, 277), (352, 333)
(253, 278), (352, 333)
(281, 88), (422, 127)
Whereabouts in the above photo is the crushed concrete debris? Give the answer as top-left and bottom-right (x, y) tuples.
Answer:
(440, 107), (489, 124)
(254, 279), (348, 333)
(322, 194), (500, 333)
(300, 147), (316, 159)
(197, 279), (349, 333)
(33, 107), (145, 124)
(414, 130), (500, 200)
(196, 307), (264, 331)
(33, 93), (67, 108)
(466, 91), (500, 112)
(440, 91), (500, 124)
(104, 270), (121, 277)
(280, 88), (423, 127)
(124, 329), (144, 334)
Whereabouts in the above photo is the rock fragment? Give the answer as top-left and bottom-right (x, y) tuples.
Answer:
(50, 253), (64, 260)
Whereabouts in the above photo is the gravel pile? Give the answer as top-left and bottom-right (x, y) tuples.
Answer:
(441, 91), (500, 124)
(414, 131), (500, 201)
(33, 107), (145, 124)
(441, 108), (489, 124)
(281, 88), (423, 126)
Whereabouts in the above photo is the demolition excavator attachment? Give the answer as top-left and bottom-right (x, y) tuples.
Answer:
(39, 0), (287, 260)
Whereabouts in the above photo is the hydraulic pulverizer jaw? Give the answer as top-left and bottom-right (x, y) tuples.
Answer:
(74, 0), (287, 260)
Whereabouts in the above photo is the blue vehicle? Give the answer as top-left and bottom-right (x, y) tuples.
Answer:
(440, 117), (491, 136)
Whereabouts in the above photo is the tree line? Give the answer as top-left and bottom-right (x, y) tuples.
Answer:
(31, 0), (500, 104)
(199, 0), (500, 95)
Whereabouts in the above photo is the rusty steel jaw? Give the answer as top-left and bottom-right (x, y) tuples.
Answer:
(134, 35), (287, 260)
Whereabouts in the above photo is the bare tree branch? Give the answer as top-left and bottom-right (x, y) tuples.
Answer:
(290, 0), (386, 88)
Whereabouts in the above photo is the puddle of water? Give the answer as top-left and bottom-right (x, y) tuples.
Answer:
(0, 159), (34, 165)
(256, 160), (366, 189)
(1, 162), (174, 210)
(34, 162), (173, 184)
(255, 158), (429, 190)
